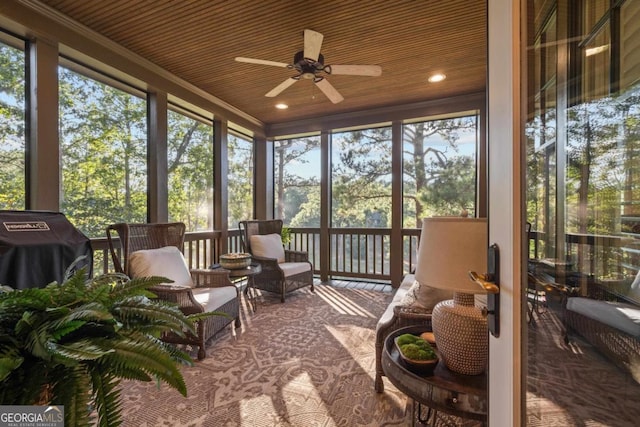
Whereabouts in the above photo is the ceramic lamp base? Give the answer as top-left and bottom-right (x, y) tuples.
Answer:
(431, 292), (488, 375)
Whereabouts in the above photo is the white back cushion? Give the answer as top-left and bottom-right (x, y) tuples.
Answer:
(128, 246), (193, 288)
(250, 233), (285, 263)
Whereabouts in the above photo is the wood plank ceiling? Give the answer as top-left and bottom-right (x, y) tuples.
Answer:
(37, 0), (487, 126)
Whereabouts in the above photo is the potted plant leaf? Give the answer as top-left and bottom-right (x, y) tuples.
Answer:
(0, 264), (205, 427)
(281, 225), (291, 245)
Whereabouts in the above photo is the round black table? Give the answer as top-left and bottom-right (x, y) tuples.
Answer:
(226, 263), (261, 312)
(382, 325), (487, 426)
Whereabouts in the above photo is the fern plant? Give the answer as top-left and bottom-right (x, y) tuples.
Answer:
(0, 268), (200, 427)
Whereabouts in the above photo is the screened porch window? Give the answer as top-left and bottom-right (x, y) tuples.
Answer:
(59, 65), (148, 237)
(167, 107), (214, 231)
(0, 37), (26, 210)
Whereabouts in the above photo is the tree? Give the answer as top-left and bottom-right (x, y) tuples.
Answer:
(274, 137), (320, 224)
(227, 134), (253, 228)
(0, 44), (26, 210)
(332, 127), (393, 228)
(274, 117), (479, 231)
(403, 117), (478, 228)
(167, 113), (214, 231)
(59, 68), (147, 237)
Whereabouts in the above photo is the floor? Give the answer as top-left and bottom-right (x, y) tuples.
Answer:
(323, 278), (640, 426)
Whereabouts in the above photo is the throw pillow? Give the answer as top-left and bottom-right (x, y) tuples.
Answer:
(249, 233), (285, 263)
(128, 246), (193, 288)
(408, 280), (454, 310)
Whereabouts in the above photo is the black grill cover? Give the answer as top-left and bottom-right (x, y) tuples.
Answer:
(0, 211), (93, 289)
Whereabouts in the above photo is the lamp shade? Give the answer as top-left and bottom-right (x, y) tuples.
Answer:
(414, 217), (488, 294)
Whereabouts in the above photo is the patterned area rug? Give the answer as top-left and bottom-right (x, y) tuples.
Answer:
(118, 284), (410, 426)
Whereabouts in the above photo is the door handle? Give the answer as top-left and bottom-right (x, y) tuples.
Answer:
(469, 243), (500, 337)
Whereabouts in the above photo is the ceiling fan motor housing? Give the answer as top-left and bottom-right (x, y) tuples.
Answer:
(293, 51), (325, 79)
(236, 29), (379, 103)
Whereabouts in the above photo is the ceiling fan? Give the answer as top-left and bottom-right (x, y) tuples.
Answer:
(235, 29), (382, 104)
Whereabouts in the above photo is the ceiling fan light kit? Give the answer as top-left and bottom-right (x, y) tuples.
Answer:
(235, 29), (381, 104)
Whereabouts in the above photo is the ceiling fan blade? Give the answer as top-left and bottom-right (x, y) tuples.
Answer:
(265, 78), (298, 97)
(327, 64), (382, 77)
(235, 57), (289, 68)
(304, 29), (324, 61)
(315, 78), (344, 104)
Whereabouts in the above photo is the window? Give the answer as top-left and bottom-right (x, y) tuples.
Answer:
(402, 114), (479, 228)
(228, 132), (253, 228)
(525, 1), (640, 424)
(59, 66), (147, 237)
(0, 37), (26, 209)
(274, 135), (321, 227)
(526, 12), (557, 259)
(167, 108), (214, 231)
(562, 0), (640, 281)
(331, 126), (392, 228)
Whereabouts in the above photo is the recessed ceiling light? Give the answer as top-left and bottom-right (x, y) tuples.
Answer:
(428, 73), (446, 83)
(275, 103), (288, 109)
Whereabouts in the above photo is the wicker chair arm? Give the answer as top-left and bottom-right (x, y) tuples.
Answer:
(250, 255), (282, 272)
(393, 304), (433, 321)
(285, 249), (310, 263)
(190, 268), (234, 288)
(149, 285), (204, 315)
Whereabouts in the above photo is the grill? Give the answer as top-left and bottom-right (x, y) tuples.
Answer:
(0, 210), (93, 289)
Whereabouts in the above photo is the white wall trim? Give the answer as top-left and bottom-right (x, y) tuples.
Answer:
(487, 0), (524, 425)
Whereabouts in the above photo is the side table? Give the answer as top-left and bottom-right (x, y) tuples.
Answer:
(212, 263), (262, 312)
(382, 325), (487, 426)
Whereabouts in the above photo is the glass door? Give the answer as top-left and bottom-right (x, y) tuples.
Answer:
(524, 0), (640, 425)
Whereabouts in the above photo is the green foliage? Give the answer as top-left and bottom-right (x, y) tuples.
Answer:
(403, 118), (478, 226)
(59, 68), (148, 237)
(167, 111), (214, 231)
(331, 127), (393, 227)
(395, 333), (418, 346)
(274, 137), (321, 226)
(0, 268), (197, 427)
(0, 43), (26, 210)
(398, 335), (436, 360)
(281, 226), (291, 244)
(228, 134), (254, 227)
(275, 118), (479, 230)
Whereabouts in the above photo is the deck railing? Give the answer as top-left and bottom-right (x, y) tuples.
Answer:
(91, 227), (423, 281)
(91, 226), (637, 286)
(528, 230), (639, 281)
(91, 230), (226, 274)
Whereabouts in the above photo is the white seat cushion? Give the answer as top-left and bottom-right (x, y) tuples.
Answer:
(192, 286), (237, 312)
(250, 233), (285, 263)
(128, 246), (194, 288)
(567, 297), (640, 338)
(279, 262), (311, 277)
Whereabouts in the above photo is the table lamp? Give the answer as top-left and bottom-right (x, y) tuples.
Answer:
(414, 217), (489, 375)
